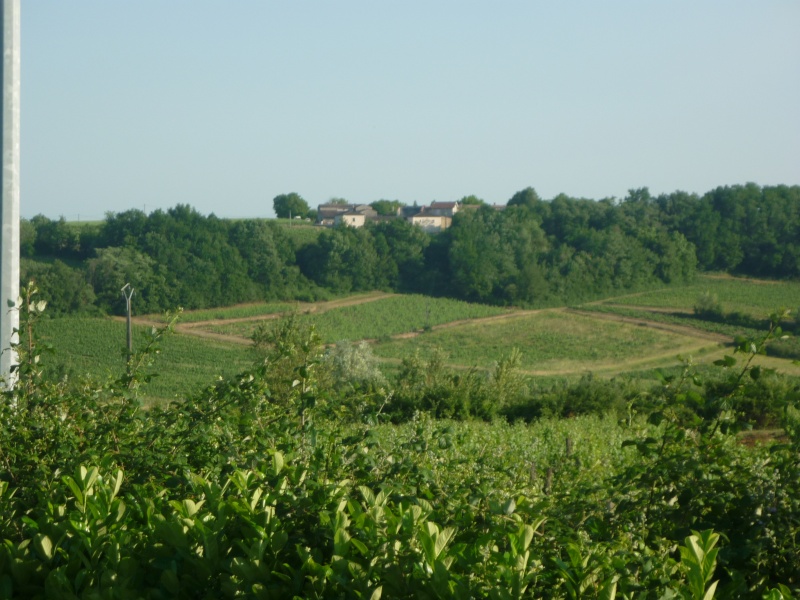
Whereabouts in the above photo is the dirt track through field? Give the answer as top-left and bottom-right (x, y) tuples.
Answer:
(124, 292), (397, 346)
(563, 308), (730, 343)
(372, 308), (733, 377)
(178, 291), (396, 329)
(123, 291), (800, 378)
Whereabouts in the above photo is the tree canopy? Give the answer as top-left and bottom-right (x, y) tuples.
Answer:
(273, 193), (310, 219)
(19, 182), (800, 316)
(370, 199), (404, 216)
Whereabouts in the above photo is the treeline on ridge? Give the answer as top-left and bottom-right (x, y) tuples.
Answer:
(21, 182), (800, 315)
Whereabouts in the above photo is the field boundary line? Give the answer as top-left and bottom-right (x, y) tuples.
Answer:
(177, 291), (396, 329)
(564, 308), (731, 343)
(120, 292), (398, 340)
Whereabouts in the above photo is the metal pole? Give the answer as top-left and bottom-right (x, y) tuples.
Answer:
(1, 0), (20, 389)
(121, 284), (134, 363)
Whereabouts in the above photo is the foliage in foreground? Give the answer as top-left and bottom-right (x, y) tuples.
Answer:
(0, 292), (798, 598)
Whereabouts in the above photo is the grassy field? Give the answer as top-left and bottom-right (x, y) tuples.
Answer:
(371, 310), (714, 373)
(201, 294), (509, 342)
(605, 274), (800, 316)
(273, 220), (325, 249)
(32, 275), (800, 402)
(36, 318), (253, 404)
(577, 304), (762, 338)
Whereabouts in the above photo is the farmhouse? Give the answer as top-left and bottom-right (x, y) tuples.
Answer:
(316, 203), (377, 227)
(426, 201), (460, 217)
(334, 210), (367, 228)
(314, 200), (461, 232)
(408, 210), (452, 233)
(406, 201), (461, 232)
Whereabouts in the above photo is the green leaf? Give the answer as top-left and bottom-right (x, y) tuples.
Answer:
(33, 534), (53, 561)
(435, 526), (456, 559)
(111, 469), (124, 500)
(763, 584), (793, 600)
(359, 486), (375, 506)
(702, 580), (718, 600)
(272, 451), (284, 476)
(182, 498), (204, 518)
(62, 476), (84, 505)
(714, 355), (737, 367)
(160, 570), (180, 595)
(115, 500), (127, 523)
(250, 487), (263, 512)
(598, 578), (617, 600)
(350, 538), (368, 555)
(503, 498), (516, 516)
(80, 466), (100, 491)
(520, 524), (535, 552)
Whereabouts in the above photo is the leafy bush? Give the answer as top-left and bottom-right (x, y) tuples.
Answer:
(324, 340), (387, 390)
(766, 334), (800, 361)
(504, 374), (636, 422)
(0, 290), (798, 597)
(694, 290), (724, 319)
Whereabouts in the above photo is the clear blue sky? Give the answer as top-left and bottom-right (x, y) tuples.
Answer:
(21, 1), (800, 220)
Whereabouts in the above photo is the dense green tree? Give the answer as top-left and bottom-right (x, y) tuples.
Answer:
(655, 191), (719, 269)
(20, 259), (96, 315)
(228, 220), (302, 299)
(447, 205), (548, 304)
(370, 199), (404, 216)
(273, 192), (310, 219)
(30, 215), (81, 257)
(298, 226), (382, 294)
(616, 187), (662, 233)
(23, 181), (799, 316)
(97, 209), (149, 249)
(506, 186), (541, 209)
(19, 219), (36, 257)
(87, 246), (168, 314)
(653, 183), (800, 278)
(128, 206), (258, 309)
(736, 184), (800, 276)
(369, 219), (430, 291)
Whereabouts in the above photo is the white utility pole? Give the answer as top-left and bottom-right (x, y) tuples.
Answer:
(1, 0), (20, 388)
